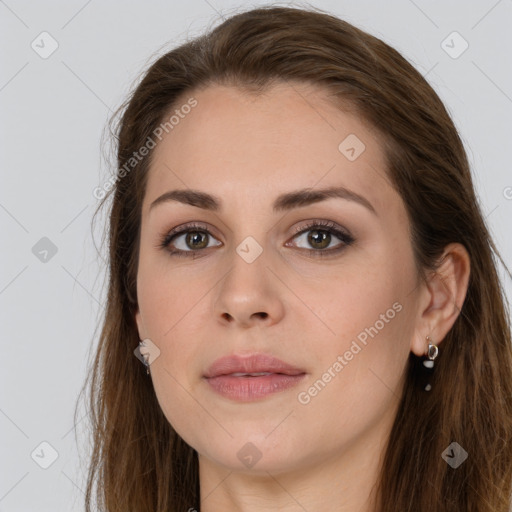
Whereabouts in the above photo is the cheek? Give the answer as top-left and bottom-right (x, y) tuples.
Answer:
(305, 243), (416, 390)
(311, 263), (401, 344)
(136, 260), (209, 424)
(312, 290), (409, 398)
(293, 295), (413, 451)
(138, 283), (203, 383)
(137, 252), (211, 339)
(138, 271), (207, 436)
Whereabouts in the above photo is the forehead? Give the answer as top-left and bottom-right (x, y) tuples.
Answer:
(143, 82), (396, 216)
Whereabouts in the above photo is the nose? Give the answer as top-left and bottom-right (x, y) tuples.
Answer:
(213, 249), (285, 328)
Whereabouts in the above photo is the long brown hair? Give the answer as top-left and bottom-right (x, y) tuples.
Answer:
(80, 5), (512, 511)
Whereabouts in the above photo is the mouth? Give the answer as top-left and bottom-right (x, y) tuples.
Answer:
(203, 353), (306, 402)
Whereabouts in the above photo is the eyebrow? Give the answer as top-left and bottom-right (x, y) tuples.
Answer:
(149, 186), (377, 215)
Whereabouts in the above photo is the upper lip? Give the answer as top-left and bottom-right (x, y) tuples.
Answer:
(204, 353), (306, 378)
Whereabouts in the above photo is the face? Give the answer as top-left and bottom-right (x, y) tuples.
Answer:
(135, 82), (423, 475)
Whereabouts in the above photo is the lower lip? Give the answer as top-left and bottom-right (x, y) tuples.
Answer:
(204, 373), (306, 402)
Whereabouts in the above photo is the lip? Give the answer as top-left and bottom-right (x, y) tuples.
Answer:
(203, 353), (306, 402)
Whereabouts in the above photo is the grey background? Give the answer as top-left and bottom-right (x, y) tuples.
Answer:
(1, 0), (511, 510)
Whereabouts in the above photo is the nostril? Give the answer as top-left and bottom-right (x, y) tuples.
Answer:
(220, 311), (268, 322)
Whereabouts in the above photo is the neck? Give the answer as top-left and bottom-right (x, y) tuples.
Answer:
(198, 426), (388, 512)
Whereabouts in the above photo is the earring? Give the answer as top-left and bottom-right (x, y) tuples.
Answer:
(139, 340), (150, 375)
(422, 335), (438, 391)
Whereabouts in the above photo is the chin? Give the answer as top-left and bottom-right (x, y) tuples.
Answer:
(194, 432), (311, 475)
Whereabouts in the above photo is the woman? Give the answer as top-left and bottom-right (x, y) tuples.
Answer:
(81, 5), (512, 511)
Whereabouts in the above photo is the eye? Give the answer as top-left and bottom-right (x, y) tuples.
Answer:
(157, 220), (355, 259)
(157, 222), (222, 258)
(287, 220), (355, 257)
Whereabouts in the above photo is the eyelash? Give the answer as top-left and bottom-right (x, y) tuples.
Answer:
(157, 220), (355, 259)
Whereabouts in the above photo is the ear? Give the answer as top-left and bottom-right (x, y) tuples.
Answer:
(134, 307), (146, 340)
(410, 243), (471, 357)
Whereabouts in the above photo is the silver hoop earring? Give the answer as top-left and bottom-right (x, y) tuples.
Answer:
(422, 335), (438, 391)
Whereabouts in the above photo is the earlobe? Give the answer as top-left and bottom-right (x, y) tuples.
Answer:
(410, 243), (471, 356)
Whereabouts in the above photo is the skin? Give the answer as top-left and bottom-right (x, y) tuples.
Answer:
(135, 82), (470, 512)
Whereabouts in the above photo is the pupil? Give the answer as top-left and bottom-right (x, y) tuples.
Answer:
(309, 230), (330, 249)
(187, 231), (208, 249)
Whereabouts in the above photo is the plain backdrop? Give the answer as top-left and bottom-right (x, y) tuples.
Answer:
(1, 0), (511, 510)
